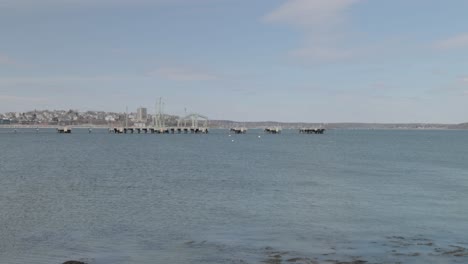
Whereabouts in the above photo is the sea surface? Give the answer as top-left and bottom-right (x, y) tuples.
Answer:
(0, 128), (467, 264)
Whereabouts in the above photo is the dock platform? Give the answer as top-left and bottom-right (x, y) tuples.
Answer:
(299, 128), (325, 134)
(57, 127), (72, 134)
(109, 127), (209, 134)
(264, 127), (282, 134)
(230, 128), (247, 134)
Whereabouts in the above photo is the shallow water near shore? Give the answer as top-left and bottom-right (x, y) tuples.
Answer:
(1, 128), (468, 264)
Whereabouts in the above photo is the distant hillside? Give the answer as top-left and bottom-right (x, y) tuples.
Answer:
(209, 120), (468, 130)
(1, 109), (467, 129)
(452, 123), (468, 129)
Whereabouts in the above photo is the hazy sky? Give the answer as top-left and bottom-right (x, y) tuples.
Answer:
(1, 0), (468, 123)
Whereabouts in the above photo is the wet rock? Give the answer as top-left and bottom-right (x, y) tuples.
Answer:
(262, 253), (282, 264)
(412, 237), (432, 242)
(443, 245), (468, 257)
(286, 257), (318, 263)
(433, 245), (468, 257)
(323, 259), (367, 264)
(183, 240), (207, 247)
(387, 236), (405, 240)
(334, 260), (367, 264)
(62, 261), (86, 264)
(270, 251), (290, 255)
(393, 252), (421, 257)
(262, 257), (281, 264)
(417, 242), (434, 246)
(231, 260), (249, 264)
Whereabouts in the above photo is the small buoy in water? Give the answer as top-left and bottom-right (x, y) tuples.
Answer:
(258, 135), (261, 138)
(13, 129), (17, 134)
(228, 134), (231, 137)
(231, 139), (235, 142)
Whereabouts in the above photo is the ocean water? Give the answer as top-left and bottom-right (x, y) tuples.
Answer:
(0, 128), (467, 264)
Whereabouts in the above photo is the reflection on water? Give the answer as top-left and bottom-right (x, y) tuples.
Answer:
(1, 128), (467, 263)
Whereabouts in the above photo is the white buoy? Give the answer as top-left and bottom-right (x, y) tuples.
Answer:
(228, 134), (232, 137)
(232, 139), (235, 142)
(258, 135), (261, 138)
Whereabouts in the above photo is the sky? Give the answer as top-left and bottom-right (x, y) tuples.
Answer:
(1, 0), (468, 123)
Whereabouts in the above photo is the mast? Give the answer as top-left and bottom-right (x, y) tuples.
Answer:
(153, 100), (159, 127)
(125, 106), (128, 127)
(184, 107), (187, 127)
(162, 101), (165, 128)
(158, 97), (162, 128)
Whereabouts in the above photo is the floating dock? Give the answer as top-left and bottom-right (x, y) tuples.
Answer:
(57, 127), (72, 134)
(299, 128), (325, 134)
(109, 127), (208, 134)
(230, 128), (247, 134)
(264, 127), (282, 134)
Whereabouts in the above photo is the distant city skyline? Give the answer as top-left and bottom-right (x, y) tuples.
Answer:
(1, 0), (468, 123)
